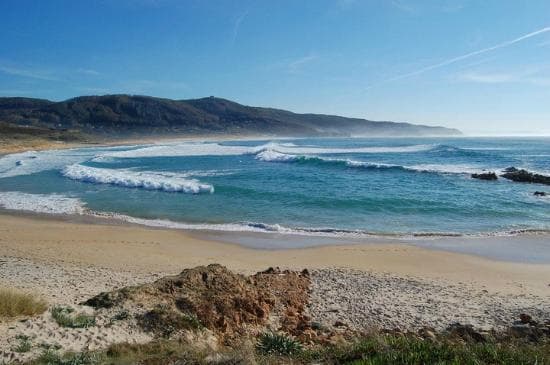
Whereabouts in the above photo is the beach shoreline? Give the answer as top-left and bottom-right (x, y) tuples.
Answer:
(1, 212), (549, 296)
(0, 133), (278, 156)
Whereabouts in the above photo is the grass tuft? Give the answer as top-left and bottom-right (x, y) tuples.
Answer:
(51, 306), (96, 329)
(14, 335), (32, 353)
(256, 332), (303, 356)
(299, 335), (550, 365)
(0, 287), (47, 318)
(23, 332), (550, 365)
(33, 349), (102, 365)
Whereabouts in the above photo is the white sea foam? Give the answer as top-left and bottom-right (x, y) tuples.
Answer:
(0, 141), (435, 179)
(93, 212), (550, 240)
(89, 212), (380, 238)
(255, 149), (301, 162)
(95, 142), (435, 160)
(0, 191), (545, 240)
(0, 149), (97, 179)
(283, 144), (435, 154)
(0, 191), (86, 214)
(94, 143), (254, 160)
(255, 149), (491, 175)
(62, 164), (214, 194)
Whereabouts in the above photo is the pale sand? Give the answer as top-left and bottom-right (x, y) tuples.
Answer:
(1, 213), (549, 362)
(0, 140), (81, 155)
(309, 268), (549, 332)
(0, 133), (269, 155)
(1, 214), (550, 296)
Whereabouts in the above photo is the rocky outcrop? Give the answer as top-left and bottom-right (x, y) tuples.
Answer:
(82, 265), (549, 351)
(534, 191), (547, 196)
(501, 167), (550, 185)
(83, 264), (310, 342)
(471, 172), (498, 181)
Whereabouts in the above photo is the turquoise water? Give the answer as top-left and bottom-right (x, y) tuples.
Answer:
(0, 137), (549, 238)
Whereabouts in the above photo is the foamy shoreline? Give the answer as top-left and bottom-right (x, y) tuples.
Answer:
(1, 202), (550, 264)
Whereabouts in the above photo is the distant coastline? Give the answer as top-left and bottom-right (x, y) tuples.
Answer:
(0, 95), (461, 147)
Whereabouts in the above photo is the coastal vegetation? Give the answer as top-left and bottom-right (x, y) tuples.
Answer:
(2, 263), (548, 364)
(0, 287), (47, 318)
(25, 333), (550, 365)
(50, 306), (96, 329)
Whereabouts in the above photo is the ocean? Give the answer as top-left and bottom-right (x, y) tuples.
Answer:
(0, 137), (549, 245)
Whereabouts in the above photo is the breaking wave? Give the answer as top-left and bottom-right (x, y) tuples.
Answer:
(94, 141), (436, 160)
(62, 164), (214, 194)
(255, 149), (490, 175)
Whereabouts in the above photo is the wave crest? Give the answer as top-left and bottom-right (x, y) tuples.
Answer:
(62, 164), (214, 194)
(255, 149), (490, 175)
(96, 141), (436, 160)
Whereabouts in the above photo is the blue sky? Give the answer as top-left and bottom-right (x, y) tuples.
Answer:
(1, 0), (549, 134)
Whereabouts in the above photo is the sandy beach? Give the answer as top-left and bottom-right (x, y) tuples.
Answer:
(1, 213), (550, 295)
(1, 213), (550, 362)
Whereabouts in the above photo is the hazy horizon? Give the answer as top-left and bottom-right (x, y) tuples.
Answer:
(1, 0), (549, 135)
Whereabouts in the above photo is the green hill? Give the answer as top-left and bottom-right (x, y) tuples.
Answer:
(0, 95), (461, 139)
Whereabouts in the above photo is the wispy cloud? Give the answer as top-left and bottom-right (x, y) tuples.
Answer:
(459, 72), (515, 84)
(366, 26), (550, 89)
(288, 55), (317, 74)
(230, 11), (248, 45)
(457, 66), (550, 86)
(0, 63), (102, 81)
(457, 57), (495, 70)
(0, 64), (59, 81)
(390, 0), (417, 14)
(77, 68), (101, 76)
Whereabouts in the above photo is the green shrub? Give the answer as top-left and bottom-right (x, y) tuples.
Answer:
(256, 332), (303, 356)
(51, 306), (96, 329)
(14, 335), (32, 353)
(23, 333), (550, 365)
(311, 335), (550, 365)
(33, 349), (102, 365)
(0, 287), (47, 318)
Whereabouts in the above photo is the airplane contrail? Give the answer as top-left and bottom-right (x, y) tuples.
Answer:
(367, 26), (550, 88)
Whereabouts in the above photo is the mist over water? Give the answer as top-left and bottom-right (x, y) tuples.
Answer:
(0, 137), (549, 240)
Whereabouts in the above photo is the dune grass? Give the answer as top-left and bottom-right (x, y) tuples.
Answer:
(13, 335), (32, 353)
(298, 335), (550, 365)
(25, 333), (550, 365)
(0, 287), (47, 318)
(51, 306), (96, 329)
(256, 332), (303, 356)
